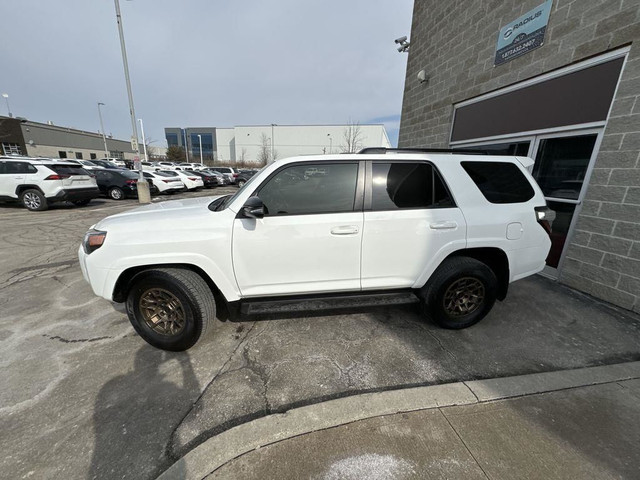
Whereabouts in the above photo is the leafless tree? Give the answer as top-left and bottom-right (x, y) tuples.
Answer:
(257, 133), (270, 166)
(238, 147), (248, 162)
(340, 120), (365, 153)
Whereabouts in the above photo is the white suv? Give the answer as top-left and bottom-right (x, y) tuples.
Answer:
(1, 157), (99, 211)
(79, 150), (553, 351)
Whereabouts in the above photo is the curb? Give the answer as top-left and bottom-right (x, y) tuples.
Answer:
(157, 361), (640, 480)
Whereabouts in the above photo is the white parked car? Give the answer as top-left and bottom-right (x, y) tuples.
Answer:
(1, 156), (99, 211)
(143, 171), (185, 194)
(161, 169), (203, 190)
(79, 150), (553, 350)
(180, 162), (206, 170)
(156, 162), (183, 171)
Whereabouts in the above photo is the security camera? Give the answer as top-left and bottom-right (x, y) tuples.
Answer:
(394, 36), (407, 44)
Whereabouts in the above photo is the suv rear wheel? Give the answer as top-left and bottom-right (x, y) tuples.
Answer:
(420, 257), (497, 329)
(20, 189), (48, 211)
(108, 187), (124, 200)
(125, 268), (215, 351)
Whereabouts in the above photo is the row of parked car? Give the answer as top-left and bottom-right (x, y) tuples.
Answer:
(0, 155), (258, 211)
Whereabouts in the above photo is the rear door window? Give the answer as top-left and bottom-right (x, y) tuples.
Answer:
(6, 162), (37, 174)
(49, 165), (90, 176)
(461, 161), (534, 204)
(370, 162), (454, 210)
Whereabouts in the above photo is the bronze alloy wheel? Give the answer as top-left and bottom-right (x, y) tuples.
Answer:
(443, 277), (485, 317)
(139, 288), (186, 336)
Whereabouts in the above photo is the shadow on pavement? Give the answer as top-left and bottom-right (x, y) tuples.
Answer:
(89, 347), (199, 480)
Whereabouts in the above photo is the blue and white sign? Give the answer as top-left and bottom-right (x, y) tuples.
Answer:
(495, 0), (552, 66)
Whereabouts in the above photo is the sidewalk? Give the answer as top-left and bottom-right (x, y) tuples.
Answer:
(159, 362), (640, 480)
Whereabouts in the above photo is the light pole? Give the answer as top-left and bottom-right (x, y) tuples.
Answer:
(197, 134), (203, 165)
(2, 94), (12, 118)
(183, 129), (190, 163)
(327, 133), (332, 154)
(113, 0), (149, 203)
(138, 118), (149, 162)
(270, 123), (276, 163)
(97, 102), (109, 159)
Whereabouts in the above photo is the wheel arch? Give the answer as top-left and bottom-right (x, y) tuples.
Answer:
(444, 247), (510, 301)
(16, 184), (44, 196)
(112, 263), (231, 315)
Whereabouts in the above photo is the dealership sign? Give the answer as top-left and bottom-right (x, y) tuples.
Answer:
(495, 0), (552, 66)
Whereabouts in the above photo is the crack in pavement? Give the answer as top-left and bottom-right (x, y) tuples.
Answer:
(42, 334), (112, 344)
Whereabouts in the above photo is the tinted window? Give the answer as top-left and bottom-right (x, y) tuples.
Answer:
(119, 170), (141, 179)
(49, 165), (90, 176)
(259, 163), (358, 215)
(371, 162), (453, 210)
(0, 162), (5, 174)
(155, 171), (178, 177)
(6, 162), (37, 174)
(461, 161), (534, 203)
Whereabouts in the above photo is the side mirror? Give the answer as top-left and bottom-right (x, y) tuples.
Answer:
(241, 196), (264, 219)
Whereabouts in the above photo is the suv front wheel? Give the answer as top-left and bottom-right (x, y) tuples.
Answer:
(125, 268), (215, 351)
(20, 189), (48, 211)
(420, 257), (497, 329)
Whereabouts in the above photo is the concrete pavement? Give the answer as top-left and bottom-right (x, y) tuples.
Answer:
(160, 362), (640, 480)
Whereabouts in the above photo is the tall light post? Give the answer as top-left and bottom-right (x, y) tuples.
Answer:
(327, 133), (332, 154)
(97, 102), (109, 159)
(113, 0), (149, 203)
(197, 134), (203, 165)
(2, 94), (12, 118)
(138, 118), (149, 162)
(270, 123), (276, 162)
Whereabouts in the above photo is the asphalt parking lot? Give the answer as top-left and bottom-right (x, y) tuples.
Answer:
(1, 191), (640, 480)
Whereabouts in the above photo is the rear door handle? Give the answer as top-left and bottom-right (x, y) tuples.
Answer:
(430, 221), (457, 230)
(331, 225), (359, 235)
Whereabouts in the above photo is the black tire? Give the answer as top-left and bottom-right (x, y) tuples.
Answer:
(237, 180), (246, 188)
(420, 257), (497, 329)
(20, 189), (48, 211)
(108, 187), (124, 200)
(125, 268), (215, 351)
(72, 199), (91, 206)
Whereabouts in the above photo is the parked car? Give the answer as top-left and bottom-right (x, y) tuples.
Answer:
(80, 150), (554, 351)
(93, 168), (155, 200)
(92, 159), (125, 170)
(233, 169), (257, 187)
(201, 169), (229, 185)
(72, 159), (101, 170)
(143, 171), (185, 194)
(160, 169), (204, 190)
(210, 166), (238, 184)
(180, 163), (206, 170)
(0, 156), (99, 211)
(186, 170), (219, 188)
(156, 162), (183, 171)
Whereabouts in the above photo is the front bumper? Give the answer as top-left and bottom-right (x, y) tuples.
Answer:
(52, 187), (100, 202)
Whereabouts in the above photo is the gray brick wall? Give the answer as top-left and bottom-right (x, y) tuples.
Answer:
(399, 0), (640, 311)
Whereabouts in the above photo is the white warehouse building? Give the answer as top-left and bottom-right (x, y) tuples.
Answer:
(165, 124), (391, 165)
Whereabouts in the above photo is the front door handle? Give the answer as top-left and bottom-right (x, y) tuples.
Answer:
(430, 221), (457, 230)
(331, 225), (359, 235)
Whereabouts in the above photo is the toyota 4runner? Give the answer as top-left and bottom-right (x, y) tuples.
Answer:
(79, 149), (554, 351)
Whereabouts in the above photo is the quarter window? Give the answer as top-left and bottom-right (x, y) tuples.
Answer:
(258, 163), (359, 215)
(461, 161), (534, 203)
(371, 162), (453, 210)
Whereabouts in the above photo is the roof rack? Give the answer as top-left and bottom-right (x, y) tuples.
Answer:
(357, 147), (489, 155)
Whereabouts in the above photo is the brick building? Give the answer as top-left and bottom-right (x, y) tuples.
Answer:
(399, 0), (640, 312)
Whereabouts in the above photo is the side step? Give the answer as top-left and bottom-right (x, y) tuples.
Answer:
(240, 291), (420, 315)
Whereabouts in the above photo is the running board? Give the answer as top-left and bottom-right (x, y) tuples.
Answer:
(240, 291), (420, 315)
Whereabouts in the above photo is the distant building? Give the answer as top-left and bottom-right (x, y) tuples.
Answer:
(0, 116), (136, 160)
(164, 124), (391, 164)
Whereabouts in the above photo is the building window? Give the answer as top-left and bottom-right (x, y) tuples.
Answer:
(166, 133), (179, 147)
(90, 153), (97, 159)
(2, 143), (22, 155)
(109, 151), (124, 159)
(59, 151), (68, 158)
(190, 133), (214, 160)
(75, 152), (83, 159)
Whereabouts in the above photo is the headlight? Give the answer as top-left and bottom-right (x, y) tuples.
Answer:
(83, 229), (107, 254)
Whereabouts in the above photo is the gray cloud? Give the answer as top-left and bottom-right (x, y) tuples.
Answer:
(1, 0), (412, 148)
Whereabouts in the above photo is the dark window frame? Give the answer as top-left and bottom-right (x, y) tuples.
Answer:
(251, 160), (365, 217)
(364, 160), (456, 211)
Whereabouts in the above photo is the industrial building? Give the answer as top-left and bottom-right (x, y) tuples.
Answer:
(0, 115), (137, 160)
(165, 124), (392, 164)
(399, 0), (640, 312)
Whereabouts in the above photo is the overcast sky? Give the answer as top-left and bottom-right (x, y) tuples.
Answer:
(2, 0), (413, 149)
